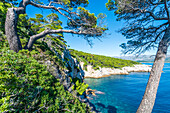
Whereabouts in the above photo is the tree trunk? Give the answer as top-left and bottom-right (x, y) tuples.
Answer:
(136, 27), (170, 113)
(5, 8), (22, 52)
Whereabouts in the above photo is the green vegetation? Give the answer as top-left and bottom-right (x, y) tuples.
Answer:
(0, 48), (89, 112)
(71, 78), (89, 95)
(0, 2), (10, 33)
(0, 1), (67, 70)
(0, 28), (90, 112)
(0, 2), (91, 112)
(70, 49), (140, 70)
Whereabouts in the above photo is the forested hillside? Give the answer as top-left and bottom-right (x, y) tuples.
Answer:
(70, 49), (140, 70)
(0, 32), (91, 112)
(0, 48), (90, 112)
(0, 1), (92, 112)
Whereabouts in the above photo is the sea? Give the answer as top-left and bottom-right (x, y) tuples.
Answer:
(84, 63), (170, 113)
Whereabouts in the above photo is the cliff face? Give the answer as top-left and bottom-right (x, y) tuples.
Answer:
(45, 39), (85, 89)
(62, 46), (84, 80)
(40, 40), (97, 111)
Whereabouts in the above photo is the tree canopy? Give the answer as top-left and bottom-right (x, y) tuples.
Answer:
(106, 0), (170, 54)
(2, 0), (107, 52)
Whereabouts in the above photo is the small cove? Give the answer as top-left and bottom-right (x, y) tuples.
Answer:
(84, 63), (170, 113)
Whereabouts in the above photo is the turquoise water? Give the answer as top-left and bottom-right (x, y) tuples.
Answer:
(84, 63), (170, 113)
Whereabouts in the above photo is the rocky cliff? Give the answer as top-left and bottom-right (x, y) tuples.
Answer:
(41, 39), (97, 111)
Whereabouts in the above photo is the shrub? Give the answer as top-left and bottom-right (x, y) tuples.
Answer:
(0, 49), (90, 112)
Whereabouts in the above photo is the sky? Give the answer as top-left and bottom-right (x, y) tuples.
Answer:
(26, 0), (158, 57)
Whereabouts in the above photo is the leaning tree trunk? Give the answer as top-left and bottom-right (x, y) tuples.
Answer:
(5, 8), (22, 52)
(136, 27), (170, 113)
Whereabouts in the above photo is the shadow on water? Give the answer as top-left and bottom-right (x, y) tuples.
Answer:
(95, 103), (117, 113)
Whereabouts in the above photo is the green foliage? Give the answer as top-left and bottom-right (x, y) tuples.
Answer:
(0, 32), (8, 50)
(0, 2), (11, 33)
(71, 78), (89, 95)
(67, 7), (107, 33)
(75, 81), (89, 95)
(0, 14), (90, 112)
(59, 0), (89, 8)
(106, 0), (169, 54)
(77, 7), (97, 27)
(0, 48), (90, 112)
(0, 0), (69, 72)
(0, 9), (90, 109)
(46, 13), (63, 30)
(14, 11), (67, 68)
(105, 0), (115, 11)
(29, 14), (47, 34)
(70, 49), (140, 70)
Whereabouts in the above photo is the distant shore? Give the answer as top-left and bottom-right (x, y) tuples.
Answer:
(82, 64), (152, 79)
(138, 62), (170, 63)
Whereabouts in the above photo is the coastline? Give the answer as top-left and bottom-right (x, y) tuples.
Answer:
(82, 64), (152, 79)
(138, 62), (170, 63)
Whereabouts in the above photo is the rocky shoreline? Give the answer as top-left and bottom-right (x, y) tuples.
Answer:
(81, 64), (152, 78)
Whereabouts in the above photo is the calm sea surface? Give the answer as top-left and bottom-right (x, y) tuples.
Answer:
(84, 63), (170, 113)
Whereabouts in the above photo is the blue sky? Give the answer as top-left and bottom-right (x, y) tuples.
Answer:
(26, 0), (158, 56)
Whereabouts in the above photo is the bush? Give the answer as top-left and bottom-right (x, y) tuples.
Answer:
(0, 49), (90, 113)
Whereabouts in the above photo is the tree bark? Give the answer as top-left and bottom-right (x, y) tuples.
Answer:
(5, 8), (22, 52)
(25, 29), (96, 50)
(136, 27), (170, 113)
(5, 0), (29, 52)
